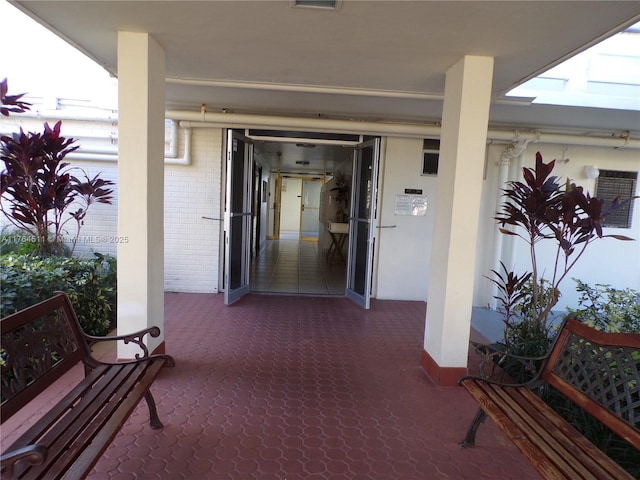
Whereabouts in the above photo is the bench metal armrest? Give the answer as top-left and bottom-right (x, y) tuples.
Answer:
(83, 327), (175, 368)
(463, 341), (549, 386)
(1, 445), (47, 478)
(84, 326), (161, 358)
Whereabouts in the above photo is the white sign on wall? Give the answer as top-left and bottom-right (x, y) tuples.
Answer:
(395, 194), (427, 216)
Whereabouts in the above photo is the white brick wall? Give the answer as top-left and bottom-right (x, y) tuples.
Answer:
(163, 127), (223, 293)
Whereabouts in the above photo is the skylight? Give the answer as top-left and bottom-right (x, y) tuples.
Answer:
(506, 22), (640, 111)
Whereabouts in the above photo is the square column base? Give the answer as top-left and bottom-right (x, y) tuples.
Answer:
(421, 349), (467, 387)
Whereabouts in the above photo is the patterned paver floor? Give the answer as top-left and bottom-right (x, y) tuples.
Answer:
(1, 293), (540, 479)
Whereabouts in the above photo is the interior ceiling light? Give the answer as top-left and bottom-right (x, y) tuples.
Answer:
(292, 0), (338, 10)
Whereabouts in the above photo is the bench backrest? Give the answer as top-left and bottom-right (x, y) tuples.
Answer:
(1, 293), (89, 422)
(541, 317), (640, 450)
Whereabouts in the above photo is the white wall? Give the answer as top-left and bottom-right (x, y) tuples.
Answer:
(375, 137), (437, 301)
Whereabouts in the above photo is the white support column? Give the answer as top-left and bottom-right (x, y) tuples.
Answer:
(422, 56), (494, 386)
(117, 32), (166, 359)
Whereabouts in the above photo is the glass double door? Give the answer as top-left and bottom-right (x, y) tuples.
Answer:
(224, 131), (380, 308)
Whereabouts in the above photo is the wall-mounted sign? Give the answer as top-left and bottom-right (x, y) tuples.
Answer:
(395, 194), (427, 216)
(404, 188), (423, 195)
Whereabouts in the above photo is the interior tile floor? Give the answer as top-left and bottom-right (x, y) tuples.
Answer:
(1, 293), (540, 479)
(251, 237), (346, 295)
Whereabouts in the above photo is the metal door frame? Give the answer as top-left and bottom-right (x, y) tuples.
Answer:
(345, 138), (381, 309)
(224, 129), (253, 304)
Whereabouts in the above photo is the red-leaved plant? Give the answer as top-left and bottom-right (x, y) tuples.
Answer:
(491, 151), (636, 353)
(1, 80), (114, 257)
(1, 79), (30, 116)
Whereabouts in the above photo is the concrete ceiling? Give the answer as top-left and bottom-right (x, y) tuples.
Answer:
(13, 0), (640, 172)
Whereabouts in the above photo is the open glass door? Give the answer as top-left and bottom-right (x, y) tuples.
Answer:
(224, 130), (253, 304)
(346, 138), (381, 309)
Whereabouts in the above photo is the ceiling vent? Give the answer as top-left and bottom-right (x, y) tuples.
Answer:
(292, 0), (339, 10)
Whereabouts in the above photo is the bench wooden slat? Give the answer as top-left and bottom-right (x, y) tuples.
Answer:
(462, 379), (568, 480)
(12, 363), (141, 480)
(462, 378), (636, 480)
(62, 361), (167, 480)
(4, 364), (111, 452)
(39, 361), (166, 480)
(484, 382), (600, 480)
(22, 363), (145, 480)
(516, 387), (634, 479)
(493, 382), (628, 480)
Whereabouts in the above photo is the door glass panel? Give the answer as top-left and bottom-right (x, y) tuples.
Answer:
(352, 220), (370, 294)
(230, 140), (246, 290)
(230, 216), (244, 289)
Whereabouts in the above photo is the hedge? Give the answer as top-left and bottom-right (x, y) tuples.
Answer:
(0, 253), (116, 336)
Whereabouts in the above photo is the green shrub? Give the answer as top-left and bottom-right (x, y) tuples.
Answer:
(0, 253), (116, 336)
(93, 252), (117, 329)
(567, 280), (640, 333)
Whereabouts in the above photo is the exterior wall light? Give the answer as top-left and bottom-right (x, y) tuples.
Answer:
(584, 165), (600, 179)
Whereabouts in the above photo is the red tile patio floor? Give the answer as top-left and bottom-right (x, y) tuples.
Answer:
(1, 293), (541, 479)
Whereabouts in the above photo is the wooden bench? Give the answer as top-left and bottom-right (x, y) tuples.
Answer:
(458, 317), (639, 480)
(0, 292), (175, 480)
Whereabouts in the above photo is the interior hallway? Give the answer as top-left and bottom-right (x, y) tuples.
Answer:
(251, 236), (346, 296)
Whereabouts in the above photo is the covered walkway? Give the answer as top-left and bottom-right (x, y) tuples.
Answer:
(1, 293), (539, 479)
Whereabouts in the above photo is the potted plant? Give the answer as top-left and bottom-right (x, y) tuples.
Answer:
(330, 170), (349, 223)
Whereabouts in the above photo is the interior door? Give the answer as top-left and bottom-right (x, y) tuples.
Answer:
(224, 130), (253, 305)
(346, 138), (381, 309)
(300, 178), (322, 241)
